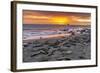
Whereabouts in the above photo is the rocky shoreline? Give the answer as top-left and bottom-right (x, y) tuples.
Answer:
(23, 29), (91, 62)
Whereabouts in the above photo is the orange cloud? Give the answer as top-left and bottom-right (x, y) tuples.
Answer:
(23, 10), (91, 25)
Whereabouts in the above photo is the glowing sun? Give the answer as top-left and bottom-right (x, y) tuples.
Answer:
(51, 16), (70, 25)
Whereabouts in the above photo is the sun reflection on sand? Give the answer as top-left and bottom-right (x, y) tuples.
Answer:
(23, 33), (71, 41)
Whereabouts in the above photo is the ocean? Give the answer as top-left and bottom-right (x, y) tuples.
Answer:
(23, 24), (66, 30)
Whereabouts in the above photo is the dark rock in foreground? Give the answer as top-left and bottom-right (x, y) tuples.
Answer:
(23, 28), (91, 62)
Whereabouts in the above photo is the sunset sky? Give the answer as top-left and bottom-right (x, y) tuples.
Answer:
(23, 10), (91, 25)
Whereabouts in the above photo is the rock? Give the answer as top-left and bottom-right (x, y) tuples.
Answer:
(62, 50), (72, 55)
(46, 40), (59, 46)
(53, 51), (62, 55)
(60, 46), (68, 51)
(31, 46), (49, 53)
(57, 57), (71, 60)
(23, 43), (29, 47)
(47, 40), (56, 44)
(63, 43), (71, 47)
(30, 50), (46, 57)
(79, 56), (86, 59)
(32, 43), (43, 47)
(31, 54), (49, 62)
(38, 40), (46, 44)
(57, 39), (63, 43)
(67, 50), (72, 54)
(50, 51), (63, 59)
(48, 47), (59, 56)
(31, 47), (43, 51)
